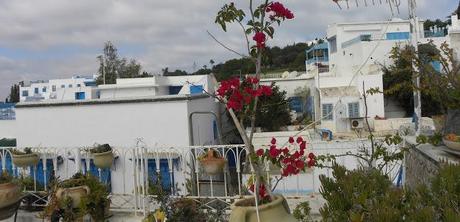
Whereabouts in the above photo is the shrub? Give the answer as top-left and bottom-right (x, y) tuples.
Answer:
(293, 201), (312, 222)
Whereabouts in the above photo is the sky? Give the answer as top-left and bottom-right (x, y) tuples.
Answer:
(0, 0), (457, 100)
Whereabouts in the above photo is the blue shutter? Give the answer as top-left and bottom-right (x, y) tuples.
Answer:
(30, 159), (53, 188)
(81, 160), (111, 191)
(213, 120), (218, 141)
(430, 61), (441, 72)
(148, 159), (174, 191)
(0, 154), (17, 176)
(289, 97), (303, 113)
(386, 32), (410, 40)
(168, 86), (182, 95)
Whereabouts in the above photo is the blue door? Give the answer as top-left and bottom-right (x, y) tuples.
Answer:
(75, 92), (85, 100)
(81, 160), (111, 191)
(148, 159), (175, 192)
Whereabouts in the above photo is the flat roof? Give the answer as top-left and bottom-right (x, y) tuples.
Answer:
(15, 94), (210, 108)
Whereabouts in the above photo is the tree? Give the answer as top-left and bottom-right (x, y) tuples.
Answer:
(242, 84), (291, 131)
(383, 43), (444, 117)
(96, 41), (144, 84)
(162, 67), (189, 76)
(6, 84), (20, 103)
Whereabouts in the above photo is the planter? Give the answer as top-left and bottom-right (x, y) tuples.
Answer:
(56, 185), (90, 208)
(200, 150), (226, 175)
(12, 153), (40, 168)
(443, 138), (460, 151)
(0, 182), (21, 209)
(229, 195), (297, 222)
(93, 150), (114, 169)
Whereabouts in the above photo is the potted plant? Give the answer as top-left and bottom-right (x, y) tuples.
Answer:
(11, 147), (40, 168)
(443, 133), (460, 151)
(41, 173), (111, 221)
(198, 149), (226, 175)
(0, 171), (21, 209)
(90, 144), (114, 169)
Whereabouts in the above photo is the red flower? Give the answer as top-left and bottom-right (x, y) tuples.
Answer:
(282, 147), (289, 155)
(307, 159), (316, 167)
(308, 152), (316, 160)
(292, 151), (301, 159)
(260, 85), (272, 96)
(253, 32), (266, 49)
(296, 137), (304, 144)
(271, 137), (277, 145)
(266, 2), (295, 20)
(269, 147), (281, 158)
(288, 137), (294, 144)
(300, 141), (307, 151)
(256, 149), (264, 156)
(295, 160), (305, 169)
(259, 184), (268, 199)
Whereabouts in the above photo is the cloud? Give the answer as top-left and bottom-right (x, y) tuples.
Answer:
(0, 0), (457, 99)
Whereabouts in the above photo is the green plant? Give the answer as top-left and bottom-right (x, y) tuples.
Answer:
(10, 147), (33, 155)
(293, 201), (312, 222)
(0, 171), (13, 184)
(41, 172), (110, 222)
(168, 198), (206, 222)
(90, 144), (112, 154)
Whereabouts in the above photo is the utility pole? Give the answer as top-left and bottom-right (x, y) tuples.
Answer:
(408, 0), (422, 136)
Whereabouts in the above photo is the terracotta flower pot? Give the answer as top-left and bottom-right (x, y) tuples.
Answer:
(93, 150), (114, 169)
(200, 150), (226, 175)
(229, 195), (297, 222)
(12, 153), (40, 168)
(56, 185), (90, 208)
(0, 182), (21, 209)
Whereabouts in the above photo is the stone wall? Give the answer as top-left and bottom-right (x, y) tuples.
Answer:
(404, 137), (459, 189)
(404, 144), (439, 190)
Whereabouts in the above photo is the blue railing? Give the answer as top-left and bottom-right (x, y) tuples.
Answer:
(341, 34), (372, 48)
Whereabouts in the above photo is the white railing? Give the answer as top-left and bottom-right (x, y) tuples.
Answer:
(0, 139), (402, 216)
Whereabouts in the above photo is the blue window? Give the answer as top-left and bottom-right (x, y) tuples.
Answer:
(22, 90), (29, 97)
(84, 81), (97, 87)
(168, 86), (182, 95)
(322, 104), (333, 120)
(213, 120), (218, 141)
(75, 92), (85, 100)
(30, 159), (54, 189)
(148, 159), (175, 192)
(289, 96), (305, 113)
(348, 102), (360, 118)
(82, 159), (111, 190)
(190, 85), (204, 95)
(431, 61), (441, 72)
(61, 85), (65, 88)
(34, 88), (39, 94)
(386, 32), (410, 40)
(42, 87), (47, 93)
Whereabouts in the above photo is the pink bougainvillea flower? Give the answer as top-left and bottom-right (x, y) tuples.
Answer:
(266, 2), (295, 20)
(253, 32), (266, 49)
(288, 137), (294, 144)
(296, 137), (304, 144)
(256, 149), (265, 156)
(271, 137), (277, 145)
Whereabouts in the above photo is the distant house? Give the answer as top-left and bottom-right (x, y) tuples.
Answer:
(305, 17), (460, 133)
(19, 75), (98, 102)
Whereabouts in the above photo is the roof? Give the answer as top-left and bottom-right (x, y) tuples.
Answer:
(15, 94), (210, 108)
(320, 86), (361, 97)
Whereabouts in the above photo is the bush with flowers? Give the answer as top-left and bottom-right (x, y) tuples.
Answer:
(214, 1), (316, 219)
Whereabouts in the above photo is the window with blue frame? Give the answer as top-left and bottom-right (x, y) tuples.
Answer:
(34, 88), (39, 94)
(322, 104), (333, 120)
(168, 86), (182, 95)
(289, 96), (304, 113)
(42, 87), (47, 93)
(81, 159), (111, 191)
(190, 85), (204, 95)
(386, 32), (410, 40)
(22, 90), (29, 97)
(30, 159), (54, 189)
(147, 159), (175, 192)
(75, 92), (85, 100)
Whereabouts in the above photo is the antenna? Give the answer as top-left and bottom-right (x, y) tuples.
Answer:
(333, 0), (401, 15)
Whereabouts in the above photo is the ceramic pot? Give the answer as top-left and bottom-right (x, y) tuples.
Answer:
(443, 138), (460, 151)
(200, 150), (226, 175)
(56, 185), (90, 208)
(229, 195), (297, 222)
(12, 153), (40, 168)
(93, 150), (114, 169)
(0, 182), (21, 209)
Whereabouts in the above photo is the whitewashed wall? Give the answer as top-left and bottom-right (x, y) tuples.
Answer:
(0, 120), (17, 138)
(15, 96), (216, 148)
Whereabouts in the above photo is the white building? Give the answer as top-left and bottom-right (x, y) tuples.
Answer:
(98, 74), (217, 99)
(306, 17), (460, 133)
(20, 75), (97, 102)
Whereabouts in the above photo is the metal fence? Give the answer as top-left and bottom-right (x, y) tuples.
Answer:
(0, 138), (402, 217)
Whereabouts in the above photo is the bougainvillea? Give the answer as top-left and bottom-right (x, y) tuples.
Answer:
(217, 77), (272, 111)
(266, 2), (294, 20)
(256, 136), (316, 177)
